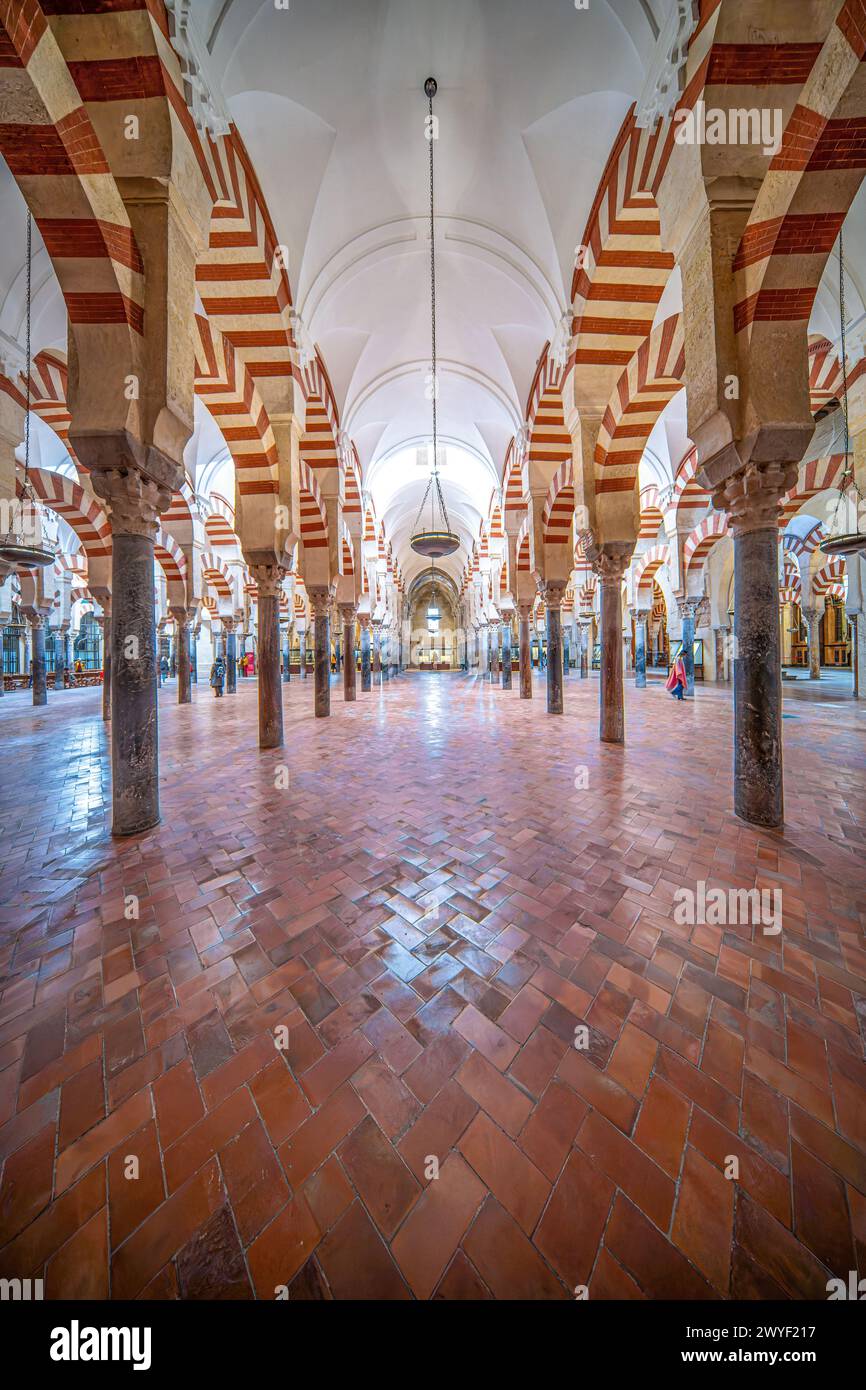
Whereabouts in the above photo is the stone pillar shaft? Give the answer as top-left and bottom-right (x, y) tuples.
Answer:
(253, 566), (284, 748)
(635, 614), (647, 689)
(111, 533), (159, 834)
(518, 610), (532, 699)
(734, 527), (783, 827)
(225, 624), (237, 695)
(177, 620), (191, 705)
(30, 619), (47, 707)
(360, 621), (372, 691)
(342, 611), (356, 701)
(600, 578), (624, 744)
(542, 587), (565, 715)
(501, 620), (512, 690)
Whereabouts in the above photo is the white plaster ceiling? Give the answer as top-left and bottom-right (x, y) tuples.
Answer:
(205, 0), (660, 579)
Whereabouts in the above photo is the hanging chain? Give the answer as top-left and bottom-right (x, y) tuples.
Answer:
(411, 82), (453, 539)
(23, 209), (32, 487)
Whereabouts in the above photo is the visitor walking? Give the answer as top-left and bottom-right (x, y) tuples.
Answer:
(666, 654), (687, 701)
(210, 655), (226, 697)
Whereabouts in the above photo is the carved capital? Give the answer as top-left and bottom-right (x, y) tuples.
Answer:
(220, 615), (237, 633)
(250, 563), (286, 599)
(538, 579), (567, 609)
(338, 604), (356, 625)
(634, 608), (651, 624)
(170, 605), (196, 630)
(585, 538), (633, 582)
(710, 460), (799, 537)
(90, 466), (172, 539)
(307, 586), (332, 619)
(22, 607), (46, 629)
(802, 606), (821, 624)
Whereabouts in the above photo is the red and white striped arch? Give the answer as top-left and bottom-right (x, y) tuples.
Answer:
(201, 551), (235, 603)
(593, 314), (684, 498)
(638, 485), (665, 540)
(683, 513), (729, 573)
(526, 351), (570, 479)
(812, 555), (847, 598)
(194, 314), (278, 499)
(22, 350), (79, 467)
(26, 467), (111, 559)
(298, 459), (328, 551)
(204, 493), (240, 550)
(673, 447), (711, 523)
(634, 544), (671, 597)
(779, 454), (848, 526)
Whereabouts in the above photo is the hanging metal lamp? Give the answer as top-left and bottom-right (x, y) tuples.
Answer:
(820, 228), (866, 560)
(0, 210), (55, 569)
(410, 77), (459, 561)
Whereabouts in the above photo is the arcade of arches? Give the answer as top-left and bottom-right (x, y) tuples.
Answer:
(0, 0), (865, 1308)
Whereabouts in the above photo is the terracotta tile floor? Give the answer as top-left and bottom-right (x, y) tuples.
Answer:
(0, 670), (864, 1300)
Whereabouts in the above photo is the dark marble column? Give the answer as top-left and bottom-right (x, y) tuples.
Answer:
(171, 608), (192, 705)
(733, 523), (784, 827)
(714, 626), (728, 682)
(589, 543), (631, 745)
(372, 622), (382, 683)
(340, 606), (356, 702)
(542, 584), (565, 715)
(252, 563), (285, 749)
(381, 629), (390, 682)
(97, 607), (111, 721)
(501, 618), (513, 689)
(300, 627), (307, 678)
(223, 618), (237, 695)
(60, 624), (72, 691)
(109, 523), (160, 835)
(517, 604), (532, 699)
(360, 616), (372, 691)
(803, 606), (821, 679)
(635, 608), (649, 689)
(309, 588), (331, 718)
(579, 621), (589, 679)
(679, 598), (698, 696)
(191, 625), (199, 684)
(488, 625), (498, 682)
(27, 612), (48, 707)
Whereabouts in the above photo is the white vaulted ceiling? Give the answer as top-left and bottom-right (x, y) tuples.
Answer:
(203, 0), (663, 579)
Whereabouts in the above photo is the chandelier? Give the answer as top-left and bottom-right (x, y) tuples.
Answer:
(820, 228), (866, 559)
(410, 77), (459, 561)
(0, 210), (55, 570)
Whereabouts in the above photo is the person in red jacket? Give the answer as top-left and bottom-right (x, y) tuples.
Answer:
(666, 654), (687, 701)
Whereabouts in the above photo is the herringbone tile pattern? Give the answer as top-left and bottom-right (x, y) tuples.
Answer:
(0, 672), (864, 1299)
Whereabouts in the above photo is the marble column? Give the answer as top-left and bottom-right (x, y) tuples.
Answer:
(170, 607), (192, 705)
(719, 467), (792, 829)
(381, 628), (390, 682)
(191, 625), (200, 684)
(501, 618), (513, 690)
(300, 627), (307, 678)
(90, 471), (166, 836)
(27, 612), (48, 707)
(251, 564), (285, 749)
(60, 622), (71, 691)
(488, 624), (498, 682)
(340, 605), (357, 702)
(309, 587), (331, 718)
(679, 598), (698, 697)
(542, 583), (566, 715)
(282, 623), (293, 683)
(714, 626), (728, 682)
(517, 604), (532, 699)
(591, 543), (631, 745)
(803, 606), (821, 679)
(360, 616), (372, 692)
(98, 602), (111, 722)
(372, 621), (382, 684)
(634, 609), (649, 688)
(579, 621), (590, 679)
(223, 617), (237, 694)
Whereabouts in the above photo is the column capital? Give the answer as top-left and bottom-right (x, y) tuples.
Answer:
(634, 608), (651, 623)
(170, 605), (194, 629)
(307, 586), (332, 619)
(585, 538), (633, 582)
(89, 466), (173, 539)
(538, 579), (567, 609)
(709, 460), (799, 536)
(338, 603), (357, 623)
(358, 612), (371, 629)
(22, 607), (47, 628)
(516, 602), (533, 621)
(250, 563), (286, 599)
(677, 595), (703, 621)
